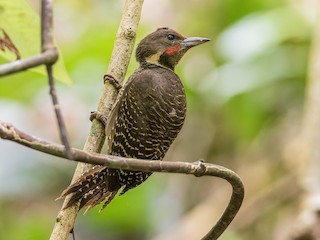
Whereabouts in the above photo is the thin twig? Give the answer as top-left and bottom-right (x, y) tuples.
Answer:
(46, 64), (72, 158)
(0, 48), (58, 76)
(0, 120), (244, 240)
(41, 0), (72, 158)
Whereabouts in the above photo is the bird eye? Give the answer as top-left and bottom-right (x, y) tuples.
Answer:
(167, 34), (175, 41)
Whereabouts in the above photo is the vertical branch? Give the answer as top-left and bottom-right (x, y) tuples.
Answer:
(50, 0), (144, 239)
(41, 0), (71, 158)
(41, 0), (54, 51)
(290, 11), (320, 240)
(301, 16), (320, 196)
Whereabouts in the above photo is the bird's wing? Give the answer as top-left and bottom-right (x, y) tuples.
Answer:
(104, 71), (140, 153)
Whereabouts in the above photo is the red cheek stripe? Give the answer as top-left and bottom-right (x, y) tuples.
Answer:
(165, 44), (181, 55)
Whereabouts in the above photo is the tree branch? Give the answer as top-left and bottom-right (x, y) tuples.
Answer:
(49, 0), (145, 239)
(0, 48), (58, 76)
(41, 0), (71, 158)
(0, 120), (244, 240)
(288, 10), (320, 240)
(41, 0), (54, 52)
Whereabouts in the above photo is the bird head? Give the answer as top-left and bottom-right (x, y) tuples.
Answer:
(136, 28), (210, 70)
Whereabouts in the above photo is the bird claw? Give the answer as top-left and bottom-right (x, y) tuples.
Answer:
(90, 111), (108, 126)
(104, 74), (122, 91)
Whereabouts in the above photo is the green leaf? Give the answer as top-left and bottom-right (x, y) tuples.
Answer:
(0, 0), (72, 84)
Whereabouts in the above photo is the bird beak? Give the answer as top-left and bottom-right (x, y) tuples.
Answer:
(180, 37), (210, 48)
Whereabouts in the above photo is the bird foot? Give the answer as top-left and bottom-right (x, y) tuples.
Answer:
(104, 74), (122, 91)
(90, 111), (108, 127)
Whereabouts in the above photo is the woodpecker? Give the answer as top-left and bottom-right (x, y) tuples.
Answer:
(59, 28), (210, 212)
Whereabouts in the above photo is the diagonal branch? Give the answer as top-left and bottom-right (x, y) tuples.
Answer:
(0, 48), (58, 75)
(288, 10), (320, 240)
(0, 120), (244, 240)
(49, 0), (145, 239)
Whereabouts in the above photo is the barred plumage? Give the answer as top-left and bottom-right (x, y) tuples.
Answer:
(58, 28), (209, 212)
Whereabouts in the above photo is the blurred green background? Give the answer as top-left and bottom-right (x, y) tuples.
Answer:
(0, 0), (314, 239)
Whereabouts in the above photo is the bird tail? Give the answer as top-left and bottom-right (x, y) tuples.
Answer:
(57, 166), (118, 213)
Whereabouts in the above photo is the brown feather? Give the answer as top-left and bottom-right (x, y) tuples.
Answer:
(57, 28), (210, 212)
